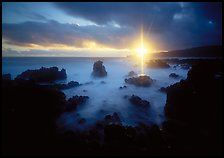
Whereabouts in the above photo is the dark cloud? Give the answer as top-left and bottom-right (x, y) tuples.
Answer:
(2, 2), (222, 52)
(54, 2), (182, 33)
(2, 20), (135, 49)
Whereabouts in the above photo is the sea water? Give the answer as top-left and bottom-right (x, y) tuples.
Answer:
(2, 57), (190, 131)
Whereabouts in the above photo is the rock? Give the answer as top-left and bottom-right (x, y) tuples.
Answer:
(169, 73), (179, 78)
(125, 75), (153, 87)
(65, 95), (89, 112)
(92, 60), (107, 77)
(129, 95), (150, 108)
(159, 87), (168, 93)
(2, 73), (11, 80)
(128, 71), (137, 77)
(119, 85), (127, 89)
(104, 112), (121, 125)
(100, 81), (106, 84)
(83, 89), (88, 92)
(15, 66), (67, 82)
(54, 81), (80, 90)
(146, 60), (170, 68)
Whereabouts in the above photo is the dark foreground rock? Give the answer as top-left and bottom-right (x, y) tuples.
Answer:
(65, 95), (89, 112)
(2, 73), (11, 80)
(125, 75), (153, 87)
(92, 60), (107, 77)
(129, 95), (150, 108)
(146, 60), (170, 68)
(15, 66), (67, 82)
(163, 59), (222, 155)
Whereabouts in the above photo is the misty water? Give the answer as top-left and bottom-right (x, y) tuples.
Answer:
(2, 57), (190, 132)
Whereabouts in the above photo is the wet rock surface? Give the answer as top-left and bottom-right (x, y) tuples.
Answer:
(92, 60), (107, 77)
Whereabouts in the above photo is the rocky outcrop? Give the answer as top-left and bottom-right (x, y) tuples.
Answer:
(15, 66), (67, 82)
(125, 75), (153, 87)
(65, 95), (89, 112)
(163, 59), (222, 154)
(92, 60), (107, 77)
(129, 95), (150, 108)
(54, 81), (80, 90)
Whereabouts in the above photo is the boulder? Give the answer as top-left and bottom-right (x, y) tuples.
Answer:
(129, 95), (150, 108)
(92, 60), (107, 77)
(125, 75), (153, 87)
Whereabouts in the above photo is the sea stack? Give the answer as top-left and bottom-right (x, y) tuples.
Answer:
(92, 60), (107, 77)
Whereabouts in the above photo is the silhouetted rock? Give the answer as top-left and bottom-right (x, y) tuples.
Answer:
(129, 95), (150, 108)
(163, 59), (222, 155)
(169, 73), (179, 78)
(15, 66), (67, 82)
(119, 85), (127, 89)
(125, 75), (153, 87)
(104, 112), (121, 125)
(65, 95), (89, 112)
(100, 81), (106, 84)
(92, 60), (107, 77)
(146, 60), (170, 68)
(54, 81), (80, 90)
(2, 73), (11, 80)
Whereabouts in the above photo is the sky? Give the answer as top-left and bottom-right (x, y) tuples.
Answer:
(2, 2), (222, 57)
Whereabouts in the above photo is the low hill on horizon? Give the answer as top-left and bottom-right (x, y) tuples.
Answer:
(153, 45), (222, 58)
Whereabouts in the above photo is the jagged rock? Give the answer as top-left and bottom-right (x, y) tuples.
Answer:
(180, 64), (190, 69)
(119, 85), (127, 89)
(15, 66), (67, 82)
(65, 95), (89, 112)
(169, 73), (179, 78)
(159, 87), (168, 93)
(125, 75), (153, 87)
(146, 60), (170, 68)
(92, 60), (107, 77)
(129, 95), (150, 108)
(2, 73), (11, 80)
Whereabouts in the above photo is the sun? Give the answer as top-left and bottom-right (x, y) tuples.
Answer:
(136, 46), (147, 57)
(136, 26), (147, 57)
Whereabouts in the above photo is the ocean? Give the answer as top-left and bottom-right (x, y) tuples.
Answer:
(2, 57), (190, 131)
